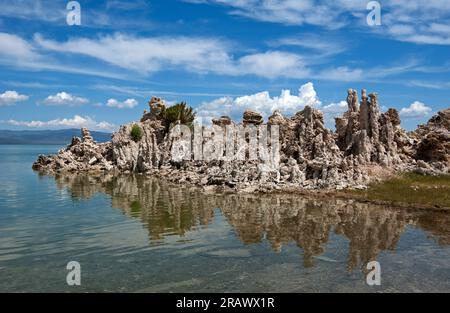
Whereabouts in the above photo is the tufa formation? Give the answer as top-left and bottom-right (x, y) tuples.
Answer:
(33, 92), (450, 192)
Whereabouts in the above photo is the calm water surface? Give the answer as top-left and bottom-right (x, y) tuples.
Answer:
(0, 145), (449, 292)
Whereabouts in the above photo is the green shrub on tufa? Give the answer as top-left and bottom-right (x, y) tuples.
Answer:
(161, 102), (196, 131)
(130, 124), (143, 142)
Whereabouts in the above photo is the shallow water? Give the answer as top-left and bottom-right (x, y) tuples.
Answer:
(0, 145), (449, 292)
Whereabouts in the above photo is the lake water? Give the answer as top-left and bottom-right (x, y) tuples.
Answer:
(0, 145), (449, 292)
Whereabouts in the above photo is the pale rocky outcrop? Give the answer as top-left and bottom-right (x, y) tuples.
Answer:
(243, 110), (263, 126)
(212, 116), (233, 126)
(33, 89), (450, 192)
(335, 90), (413, 168)
(33, 128), (113, 173)
(412, 108), (450, 173)
(141, 96), (165, 122)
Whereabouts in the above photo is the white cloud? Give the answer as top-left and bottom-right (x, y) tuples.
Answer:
(320, 100), (348, 128)
(4, 81), (70, 89)
(196, 82), (366, 128)
(321, 100), (348, 115)
(106, 98), (139, 109)
(34, 33), (231, 74)
(32, 33), (322, 79)
(34, 33), (314, 79)
(95, 121), (116, 130)
(0, 0), (64, 23)
(0, 32), (39, 64)
(36, 33), (419, 81)
(407, 80), (450, 90)
(190, 0), (450, 45)
(196, 82), (321, 122)
(0, 32), (309, 80)
(271, 35), (347, 58)
(93, 84), (242, 98)
(387, 24), (416, 36)
(106, 0), (149, 11)
(41, 92), (89, 106)
(0, 32), (431, 82)
(400, 101), (433, 118)
(317, 66), (365, 82)
(186, 0), (354, 28)
(0, 0), (153, 29)
(233, 51), (309, 78)
(0, 32), (132, 80)
(0, 90), (29, 106)
(6, 115), (115, 131)
(383, 3), (450, 45)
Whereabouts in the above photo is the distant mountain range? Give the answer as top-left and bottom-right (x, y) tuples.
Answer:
(0, 129), (112, 145)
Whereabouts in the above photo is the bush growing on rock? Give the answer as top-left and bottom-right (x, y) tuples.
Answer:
(161, 102), (196, 130)
(130, 124), (143, 142)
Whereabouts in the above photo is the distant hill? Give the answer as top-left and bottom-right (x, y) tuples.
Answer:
(0, 129), (112, 145)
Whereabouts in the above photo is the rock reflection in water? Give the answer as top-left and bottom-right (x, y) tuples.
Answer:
(54, 174), (449, 272)
(55, 174), (216, 241)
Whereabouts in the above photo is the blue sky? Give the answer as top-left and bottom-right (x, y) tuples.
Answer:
(0, 0), (449, 131)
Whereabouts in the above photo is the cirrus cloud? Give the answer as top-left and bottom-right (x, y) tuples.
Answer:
(32, 33), (416, 81)
(0, 31), (433, 83)
(33, 33), (313, 79)
(5, 115), (116, 131)
(33, 33), (232, 74)
(189, 0), (450, 46)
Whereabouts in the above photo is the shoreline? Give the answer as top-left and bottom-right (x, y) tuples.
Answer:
(32, 94), (450, 207)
